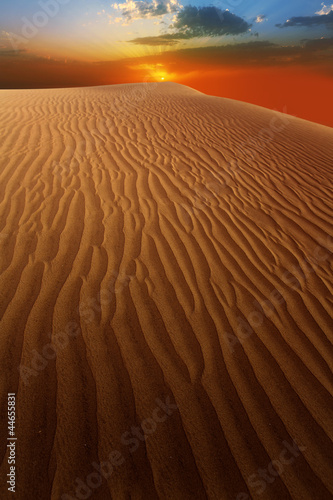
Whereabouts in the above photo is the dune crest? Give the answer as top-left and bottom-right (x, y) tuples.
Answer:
(0, 83), (332, 499)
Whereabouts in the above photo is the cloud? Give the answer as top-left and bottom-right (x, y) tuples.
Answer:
(171, 6), (251, 37)
(276, 9), (333, 28)
(111, 0), (181, 22)
(2, 37), (333, 89)
(0, 48), (27, 57)
(129, 5), (251, 44)
(316, 3), (333, 15)
(302, 36), (333, 49)
(113, 3), (250, 37)
(255, 15), (266, 23)
(148, 39), (333, 71)
(129, 35), (181, 45)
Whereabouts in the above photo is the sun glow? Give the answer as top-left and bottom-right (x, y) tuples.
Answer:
(155, 69), (167, 81)
(153, 70), (167, 81)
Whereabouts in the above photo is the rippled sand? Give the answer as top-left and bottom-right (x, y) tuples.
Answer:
(0, 82), (332, 499)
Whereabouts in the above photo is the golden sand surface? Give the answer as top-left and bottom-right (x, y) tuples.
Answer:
(0, 83), (332, 499)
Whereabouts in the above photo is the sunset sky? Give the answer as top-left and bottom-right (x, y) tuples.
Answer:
(1, 0), (333, 126)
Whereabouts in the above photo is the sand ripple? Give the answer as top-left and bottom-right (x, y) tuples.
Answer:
(0, 83), (332, 499)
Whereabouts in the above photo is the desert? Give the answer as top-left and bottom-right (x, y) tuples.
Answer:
(0, 82), (332, 499)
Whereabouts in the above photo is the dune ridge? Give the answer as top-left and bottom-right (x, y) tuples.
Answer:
(0, 82), (332, 499)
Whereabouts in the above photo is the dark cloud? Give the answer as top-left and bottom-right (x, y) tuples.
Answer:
(0, 48), (27, 57)
(171, 6), (251, 37)
(129, 35), (181, 45)
(148, 39), (333, 72)
(302, 36), (333, 50)
(129, 5), (251, 44)
(276, 10), (333, 28)
(0, 52), (131, 88)
(170, 41), (288, 65)
(2, 38), (333, 89)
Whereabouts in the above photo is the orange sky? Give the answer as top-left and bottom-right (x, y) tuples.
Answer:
(1, 53), (332, 128)
(179, 66), (333, 128)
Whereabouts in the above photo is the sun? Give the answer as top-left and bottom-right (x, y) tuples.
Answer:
(161, 77), (165, 80)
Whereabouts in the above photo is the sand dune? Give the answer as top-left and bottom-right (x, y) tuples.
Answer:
(0, 82), (332, 499)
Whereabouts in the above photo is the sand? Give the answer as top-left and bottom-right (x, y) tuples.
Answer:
(0, 82), (332, 500)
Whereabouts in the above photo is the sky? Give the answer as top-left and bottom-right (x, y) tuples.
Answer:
(1, 0), (333, 126)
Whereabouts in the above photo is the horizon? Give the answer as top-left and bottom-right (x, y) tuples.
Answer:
(1, 0), (333, 126)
